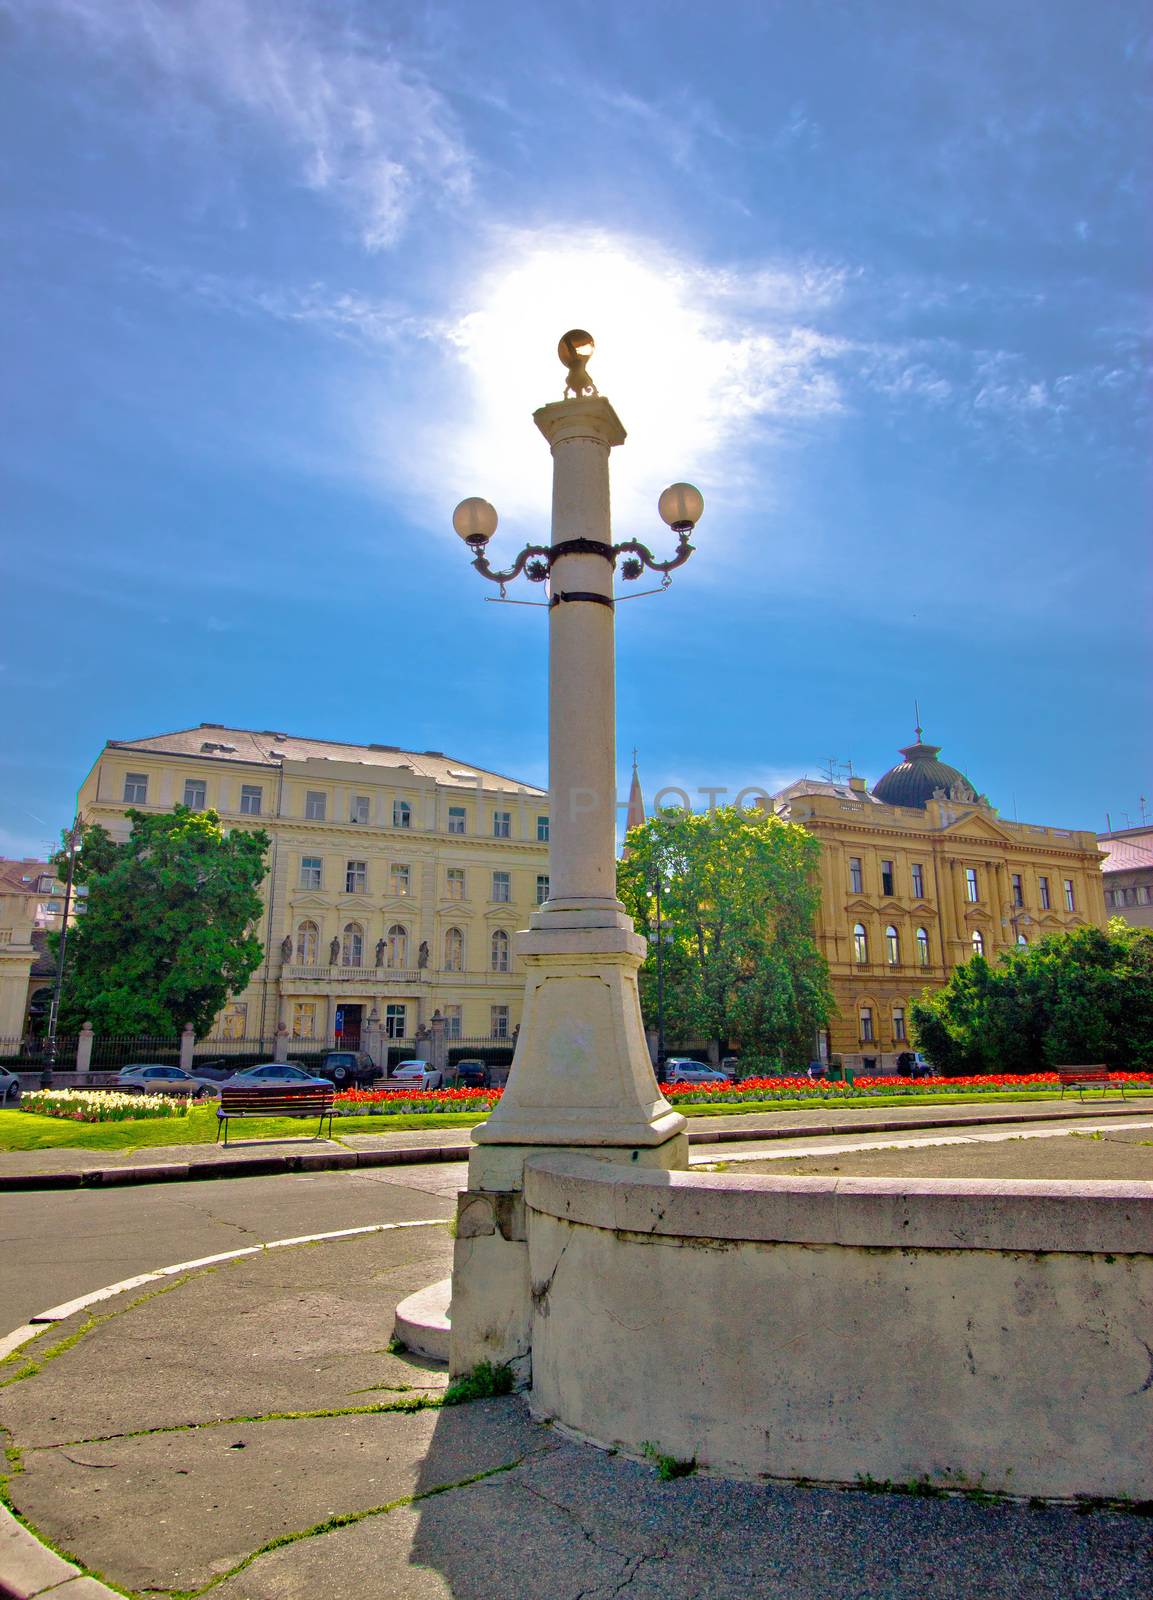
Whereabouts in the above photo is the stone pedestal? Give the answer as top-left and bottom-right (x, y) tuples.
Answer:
(448, 386), (688, 1377)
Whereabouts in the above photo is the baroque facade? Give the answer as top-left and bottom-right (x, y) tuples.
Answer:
(75, 724), (550, 1049)
(773, 733), (1107, 1070)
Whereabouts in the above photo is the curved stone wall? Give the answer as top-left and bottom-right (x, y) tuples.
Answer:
(524, 1153), (1153, 1502)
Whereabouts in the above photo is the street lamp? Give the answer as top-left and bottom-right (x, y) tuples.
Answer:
(447, 331), (702, 1371)
(43, 816), (83, 1088)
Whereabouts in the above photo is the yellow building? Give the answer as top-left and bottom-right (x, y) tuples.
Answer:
(76, 724), (550, 1053)
(0, 859), (84, 1040)
(773, 732), (1107, 1070)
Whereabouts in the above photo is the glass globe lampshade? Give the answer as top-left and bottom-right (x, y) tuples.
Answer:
(452, 497), (499, 548)
(657, 482), (704, 531)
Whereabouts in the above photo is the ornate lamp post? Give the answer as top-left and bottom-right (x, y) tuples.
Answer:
(446, 331), (703, 1373)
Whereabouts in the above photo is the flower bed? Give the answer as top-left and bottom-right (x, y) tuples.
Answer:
(333, 1086), (501, 1116)
(19, 1089), (192, 1123)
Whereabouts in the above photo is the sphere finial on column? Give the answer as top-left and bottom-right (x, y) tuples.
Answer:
(558, 329), (598, 399)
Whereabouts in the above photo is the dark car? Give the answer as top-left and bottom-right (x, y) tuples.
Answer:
(313, 1050), (382, 1088)
(454, 1059), (491, 1089)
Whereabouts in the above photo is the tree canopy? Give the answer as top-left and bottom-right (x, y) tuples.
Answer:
(909, 919), (1153, 1075)
(617, 804), (831, 1067)
(53, 806), (270, 1037)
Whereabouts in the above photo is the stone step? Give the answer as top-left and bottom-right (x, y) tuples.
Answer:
(393, 1277), (451, 1363)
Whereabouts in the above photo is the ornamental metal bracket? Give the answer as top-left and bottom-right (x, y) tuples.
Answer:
(471, 530), (695, 600)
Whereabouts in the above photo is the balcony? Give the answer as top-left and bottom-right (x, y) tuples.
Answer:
(283, 965), (422, 983)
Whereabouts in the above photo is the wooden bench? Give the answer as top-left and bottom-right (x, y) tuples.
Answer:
(1056, 1066), (1126, 1103)
(215, 1084), (335, 1145)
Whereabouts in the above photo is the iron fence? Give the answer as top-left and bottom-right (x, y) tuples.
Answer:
(0, 1035), (80, 1069)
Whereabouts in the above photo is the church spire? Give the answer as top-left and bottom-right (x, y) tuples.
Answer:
(622, 750), (645, 856)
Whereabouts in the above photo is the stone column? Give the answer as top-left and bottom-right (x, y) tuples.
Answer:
(273, 1024), (289, 1063)
(179, 1023), (195, 1073)
(76, 1021), (94, 1075)
(450, 392), (687, 1378)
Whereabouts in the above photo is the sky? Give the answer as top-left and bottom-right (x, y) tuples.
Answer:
(1, 0), (1150, 858)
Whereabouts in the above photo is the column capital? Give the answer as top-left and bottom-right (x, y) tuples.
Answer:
(534, 395), (626, 450)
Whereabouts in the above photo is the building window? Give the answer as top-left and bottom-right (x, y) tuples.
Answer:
(444, 927), (464, 972)
(1064, 878), (1076, 912)
(537, 815), (550, 842)
(342, 922), (364, 968)
(491, 1005), (510, 1039)
(1039, 876), (1050, 910)
(220, 1003), (247, 1040)
(911, 863), (924, 899)
(493, 810), (512, 838)
(885, 925), (900, 965)
(852, 923), (868, 964)
(893, 1006), (906, 1042)
(1017, 933), (1028, 946)
(1139, 887), (1152, 906)
(305, 790), (327, 821)
(124, 772), (149, 804)
(446, 867), (465, 901)
(385, 1003), (407, 1039)
(291, 1002), (316, 1039)
(1011, 873), (1023, 907)
(971, 929), (985, 958)
(443, 1004), (462, 1039)
(536, 874), (550, 905)
(965, 867), (979, 902)
(860, 1006), (874, 1043)
(492, 870), (511, 903)
(390, 864), (411, 896)
(184, 779), (207, 811)
(345, 860), (367, 894)
(916, 927), (930, 966)
(448, 806), (466, 835)
(881, 860), (894, 896)
(351, 795), (370, 825)
(393, 799), (412, 829)
(1104, 888), (1116, 908)
(849, 857), (863, 894)
(300, 856), (323, 890)
(296, 920), (319, 964)
(238, 784), (262, 815)
(491, 929), (511, 972)
(386, 924), (408, 969)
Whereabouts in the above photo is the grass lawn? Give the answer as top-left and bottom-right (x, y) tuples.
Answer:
(1, 1087), (1149, 1153)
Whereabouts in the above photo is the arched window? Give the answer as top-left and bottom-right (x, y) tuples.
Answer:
(1016, 932), (1028, 947)
(971, 929), (985, 958)
(393, 799), (412, 829)
(853, 923), (868, 964)
(916, 927), (930, 966)
(885, 925), (900, 965)
(444, 926), (464, 972)
(387, 923), (408, 969)
(296, 920), (319, 965)
(342, 922), (364, 968)
(491, 929), (510, 973)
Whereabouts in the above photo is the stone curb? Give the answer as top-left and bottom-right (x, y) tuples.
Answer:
(1, 1101), (1147, 1193)
(0, 1503), (120, 1599)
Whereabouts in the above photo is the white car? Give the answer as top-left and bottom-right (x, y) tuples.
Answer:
(389, 1060), (445, 1090)
(661, 1059), (730, 1085)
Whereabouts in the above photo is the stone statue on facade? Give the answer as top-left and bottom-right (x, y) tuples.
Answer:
(418, 940), (430, 968)
(280, 935), (293, 961)
(329, 936), (340, 965)
(375, 938), (387, 967)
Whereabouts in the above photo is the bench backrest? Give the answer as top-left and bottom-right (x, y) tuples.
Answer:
(219, 1085), (334, 1114)
(1055, 1065), (1110, 1083)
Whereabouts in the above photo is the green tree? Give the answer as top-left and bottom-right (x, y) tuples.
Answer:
(617, 805), (832, 1067)
(52, 806), (270, 1037)
(909, 919), (1153, 1075)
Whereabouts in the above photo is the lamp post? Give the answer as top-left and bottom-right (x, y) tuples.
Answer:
(42, 816), (82, 1089)
(446, 331), (702, 1373)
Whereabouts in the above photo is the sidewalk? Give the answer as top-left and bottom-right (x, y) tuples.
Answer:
(0, 1226), (1146, 1599)
(2, 1099), (1149, 1190)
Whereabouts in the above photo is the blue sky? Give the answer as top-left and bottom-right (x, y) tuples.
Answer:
(2, 0), (1150, 856)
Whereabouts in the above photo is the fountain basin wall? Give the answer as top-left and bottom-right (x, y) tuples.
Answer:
(524, 1153), (1153, 1501)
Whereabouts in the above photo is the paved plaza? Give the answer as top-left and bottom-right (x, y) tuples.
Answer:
(1, 1216), (1150, 1599)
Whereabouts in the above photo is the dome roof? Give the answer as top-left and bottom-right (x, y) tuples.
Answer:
(872, 739), (978, 810)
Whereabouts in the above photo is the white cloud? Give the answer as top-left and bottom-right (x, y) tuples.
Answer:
(360, 228), (849, 541)
(22, 0), (471, 249)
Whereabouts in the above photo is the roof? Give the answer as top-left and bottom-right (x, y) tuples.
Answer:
(105, 725), (546, 797)
(0, 859), (55, 895)
(1098, 829), (1153, 875)
(872, 739), (978, 811)
(774, 777), (882, 808)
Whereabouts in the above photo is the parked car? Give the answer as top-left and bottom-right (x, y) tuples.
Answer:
(116, 1064), (221, 1098)
(0, 1066), (21, 1106)
(661, 1059), (730, 1085)
(313, 1050), (382, 1088)
(219, 1063), (330, 1089)
(453, 1058), (491, 1089)
(389, 1060), (446, 1090)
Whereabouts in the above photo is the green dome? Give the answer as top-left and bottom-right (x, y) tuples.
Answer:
(872, 740), (978, 810)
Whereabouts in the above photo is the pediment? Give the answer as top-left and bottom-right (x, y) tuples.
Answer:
(939, 810), (1016, 845)
(340, 895), (377, 913)
(289, 894), (331, 911)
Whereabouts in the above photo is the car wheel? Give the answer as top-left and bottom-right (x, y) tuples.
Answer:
(334, 1067), (348, 1083)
